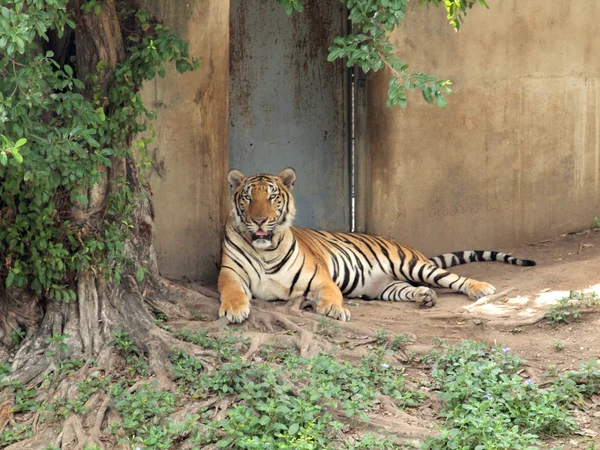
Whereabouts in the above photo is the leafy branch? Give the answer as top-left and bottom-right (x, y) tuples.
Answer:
(278, 0), (489, 109)
(0, 1), (198, 299)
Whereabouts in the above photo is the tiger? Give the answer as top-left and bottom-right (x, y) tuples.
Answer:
(218, 168), (535, 323)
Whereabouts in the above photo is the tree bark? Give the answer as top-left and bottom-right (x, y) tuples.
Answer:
(2, 0), (192, 386)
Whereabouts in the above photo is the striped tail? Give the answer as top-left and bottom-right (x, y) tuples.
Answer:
(428, 250), (536, 269)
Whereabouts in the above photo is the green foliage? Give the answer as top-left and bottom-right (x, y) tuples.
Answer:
(0, 1), (197, 301)
(5, 330), (599, 449)
(191, 344), (422, 448)
(593, 216), (600, 229)
(0, 423), (32, 448)
(555, 358), (600, 398)
(321, 0), (488, 109)
(422, 341), (578, 449)
(375, 329), (413, 351)
(316, 315), (341, 337)
(553, 339), (564, 352)
(547, 291), (600, 324)
(111, 383), (178, 446)
(109, 329), (150, 376)
(174, 327), (249, 361)
(419, 0), (489, 31)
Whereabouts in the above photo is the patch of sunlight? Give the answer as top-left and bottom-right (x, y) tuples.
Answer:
(533, 283), (600, 307)
(462, 284), (600, 317)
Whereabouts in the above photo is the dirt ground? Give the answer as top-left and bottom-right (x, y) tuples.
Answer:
(186, 228), (600, 448)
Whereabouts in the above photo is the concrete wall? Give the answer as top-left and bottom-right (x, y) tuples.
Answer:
(142, 0), (229, 282)
(366, 0), (600, 255)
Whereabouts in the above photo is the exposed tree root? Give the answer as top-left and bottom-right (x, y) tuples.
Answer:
(1, 277), (445, 449)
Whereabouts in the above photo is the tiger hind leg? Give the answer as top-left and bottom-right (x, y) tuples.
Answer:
(379, 281), (437, 308)
(409, 261), (496, 300)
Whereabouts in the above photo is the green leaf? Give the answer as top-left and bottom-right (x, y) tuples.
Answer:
(215, 437), (233, 448)
(259, 415), (270, 426)
(64, 64), (73, 77)
(175, 59), (193, 73)
(435, 93), (447, 109)
(95, 107), (106, 121)
(288, 423), (300, 434)
(136, 267), (145, 282)
(0, 152), (7, 166)
(73, 78), (85, 89)
(12, 150), (23, 164)
(6, 271), (15, 288)
(14, 138), (27, 148)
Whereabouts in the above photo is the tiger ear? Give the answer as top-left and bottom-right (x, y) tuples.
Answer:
(228, 169), (246, 194)
(278, 167), (296, 191)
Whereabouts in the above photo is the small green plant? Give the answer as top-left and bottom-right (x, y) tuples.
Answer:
(111, 383), (179, 447)
(432, 336), (447, 346)
(45, 333), (69, 359)
(559, 359), (600, 397)
(593, 216), (600, 229)
(0, 423), (32, 447)
(10, 326), (25, 347)
(316, 316), (341, 337)
(174, 328), (249, 361)
(547, 291), (600, 324)
(553, 339), (564, 352)
(183, 341), (423, 449)
(108, 330), (150, 376)
(152, 310), (168, 323)
(376, 329), (412, 351)
(422, 341), (578, 449)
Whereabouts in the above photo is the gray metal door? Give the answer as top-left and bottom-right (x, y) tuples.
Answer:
(229, 1), (350, 231)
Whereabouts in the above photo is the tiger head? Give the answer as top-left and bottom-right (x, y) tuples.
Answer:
(227, 168), (297, 249)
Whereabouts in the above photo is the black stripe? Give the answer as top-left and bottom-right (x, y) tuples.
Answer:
(396, 246), (410, 280)
(266, 239), (297, 274)
(397, 285), (410, 298)
(307, 231), (340, 280)
(417, 264), (426, 282)
(224, 234), (261, 278)
(288, 256), (305, 295)
(379, 245), (398, 278)
(469, 252), (477, 263)
(453, 251), (467, 264)
(221, 265), (247, 284)
(360, 236), (387, 272)
(407, 257), (418, 280)
(449, 278), (458, 289)
(303, 265), (318, 297)
(222, 257), (252, 289)
(339, 260), (351, 293)
(345, 268), (361, 295)
(339, 235), (374, 270)
(380, 283), (395, 298)
(425, 265), (437, 281)
(433, 272), (451, 284)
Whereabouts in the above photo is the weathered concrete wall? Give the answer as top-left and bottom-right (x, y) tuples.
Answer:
(367, 0), (600, 255)
(141, 0), (229, 282)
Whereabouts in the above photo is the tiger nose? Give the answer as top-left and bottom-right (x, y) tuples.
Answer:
(252, 217), (267, 225)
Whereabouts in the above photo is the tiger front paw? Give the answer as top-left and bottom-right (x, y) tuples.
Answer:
(219, 295), (251, 323)
(466, 280), (495, 300)
(414, 287), (437, 308)
(316, 302), (351, 322)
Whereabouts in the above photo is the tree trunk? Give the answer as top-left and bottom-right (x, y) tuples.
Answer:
(3, 0), (198, 388)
